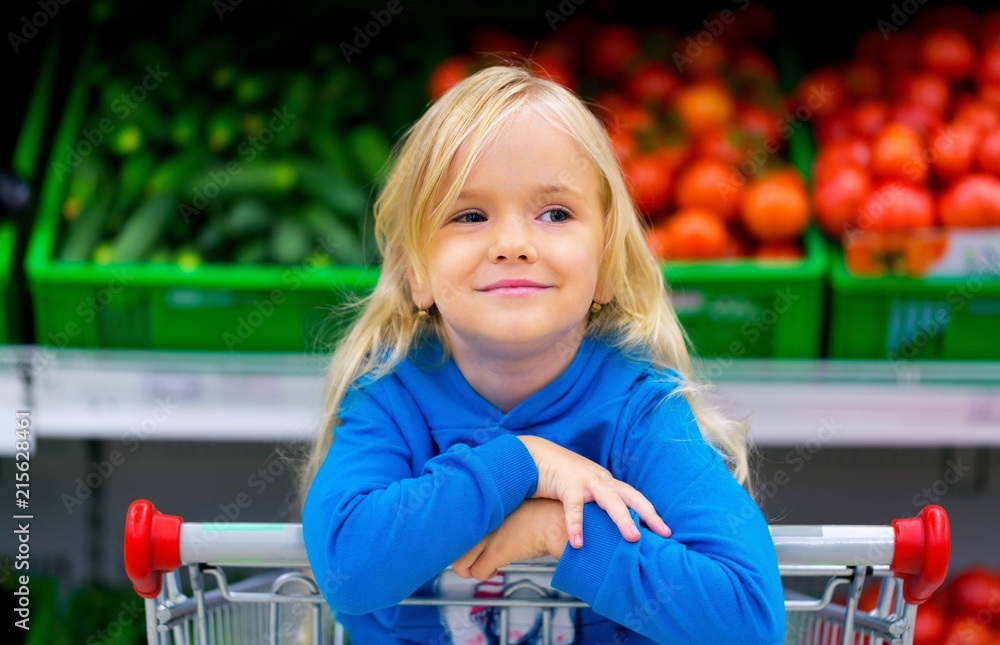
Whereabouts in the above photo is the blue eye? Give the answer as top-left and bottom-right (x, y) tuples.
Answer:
(453, 211), (486, 223)
(540, 208), (571, 223)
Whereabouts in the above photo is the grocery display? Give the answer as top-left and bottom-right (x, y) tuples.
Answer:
(2, 1), (1000, 643)
(796, 5), (1000, 359)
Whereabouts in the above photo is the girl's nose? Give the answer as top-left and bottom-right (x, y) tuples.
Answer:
(488, 216), (537, 263)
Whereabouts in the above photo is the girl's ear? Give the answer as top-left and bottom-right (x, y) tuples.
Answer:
(405, 264), (434, 309)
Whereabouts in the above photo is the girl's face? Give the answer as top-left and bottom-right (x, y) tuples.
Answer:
(407, 110), (608, 359)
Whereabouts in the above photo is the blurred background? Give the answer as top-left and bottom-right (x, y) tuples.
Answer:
(2, 0), (1000, 643)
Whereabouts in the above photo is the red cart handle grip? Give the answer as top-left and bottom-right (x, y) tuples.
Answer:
(891, 505), (950, 605)
(124, 500), (183, 599)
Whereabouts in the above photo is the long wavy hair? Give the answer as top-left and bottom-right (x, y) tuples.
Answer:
(298, 64), (753, 506)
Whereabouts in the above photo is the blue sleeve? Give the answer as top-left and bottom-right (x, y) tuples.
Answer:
(550, 379), (786, 644)
(302, 381), (538, 616)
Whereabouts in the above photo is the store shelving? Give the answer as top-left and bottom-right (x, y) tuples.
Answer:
(3, 344), (997, 453)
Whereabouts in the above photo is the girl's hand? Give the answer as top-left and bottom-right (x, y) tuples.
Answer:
(453, 499), (566, 581)
(517, 435), (672, 549)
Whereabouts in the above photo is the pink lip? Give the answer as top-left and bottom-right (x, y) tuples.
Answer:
(480, 279), (549, 291)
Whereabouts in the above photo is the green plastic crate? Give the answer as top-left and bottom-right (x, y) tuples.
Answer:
(5, 29), (62, 345)
(663, 226), (828, 360)
(26, 40), (379, 353)
(828, 245), (1000, 361)
(0, 221), (16, 345)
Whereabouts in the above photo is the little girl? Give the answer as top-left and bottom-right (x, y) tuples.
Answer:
(301, 64), (785, 644)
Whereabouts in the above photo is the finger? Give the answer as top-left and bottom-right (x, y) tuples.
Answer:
(563, 493), (585, 549)
(615, 483), (672, 538)
(452, 542), (485, 579)
(591, 482), (641, 542)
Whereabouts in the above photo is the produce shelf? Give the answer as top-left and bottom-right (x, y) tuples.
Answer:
(5, 345), (997, 448)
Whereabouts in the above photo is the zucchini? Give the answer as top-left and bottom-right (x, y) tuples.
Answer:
(290, 157), (366, 220)
(61, 155), (104, 221)
(303, 203), (366, 265)
(147, 150), (212, 194)
(60, 186), (113, 261)
(109, 192), (177, 262)
(186, 160), (297, 198)
(114, 151), (156, 216)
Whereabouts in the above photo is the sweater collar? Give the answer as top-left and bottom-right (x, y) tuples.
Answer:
(402, 333), (606, 431)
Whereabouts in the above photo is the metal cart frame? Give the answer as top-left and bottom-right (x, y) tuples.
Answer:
(125, 500), (950, 645)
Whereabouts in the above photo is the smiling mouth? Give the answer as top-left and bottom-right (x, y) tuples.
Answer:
(480, 286), (550, 295)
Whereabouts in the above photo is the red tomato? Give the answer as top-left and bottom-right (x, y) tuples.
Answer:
(675, 82), (736, 136)
(871, 123), (928, 184)
(427, 56), (476, 101)
(901, 73), (952, 117)
(590, 25), (640, 80)
(913, 601), (950, 645)
(812, 165), (871, 239)
(920, 28), (976, 82)
(914, 5), (978, 40)
(814, 110), (856, 146)
(852, 100), (890, 139)
(738, 105), (781, 144)
(535, 34), (577, 68)
(795, 67), (847, 122)
(608, 129), (638, 164)
(942, 617), (993, 645)
(938, 174), (1000, 226)
(977, 129), (1000, 176)
(857, 181), (936, 230)
(946, 567), (1000, 620)
(890, 102), (943, 137)
(932, 122), (979, 183)
(694, 128), (750, 167)
(740, 174), (810, 242)
(647, 208), (731, 260)
(954, 100), (1000, 133)
(626, 61), (680, 105)
(675, 157), (743, 223)
(855, 29), (885, 64)
(626, 153), (675, 219)
(812, 139), (869, 185)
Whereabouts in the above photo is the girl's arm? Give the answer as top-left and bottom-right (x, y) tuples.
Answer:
(549, 385), (787, 645)
(302, 382), (538, 615)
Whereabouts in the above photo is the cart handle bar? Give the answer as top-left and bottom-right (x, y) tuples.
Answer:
(124, 500), (950, 602)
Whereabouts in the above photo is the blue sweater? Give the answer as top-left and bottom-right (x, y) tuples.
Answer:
(302, 334), (785, 644)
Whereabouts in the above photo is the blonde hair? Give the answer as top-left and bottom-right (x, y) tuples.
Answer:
(299, 64), (753, 506)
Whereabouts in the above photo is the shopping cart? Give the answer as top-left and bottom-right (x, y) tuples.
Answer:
(124, 500), (950, 645)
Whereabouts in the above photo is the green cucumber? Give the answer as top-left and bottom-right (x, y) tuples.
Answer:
(303, 203), (366, 265)
(61, 154), (105, 221)
(109, 192), (176, 262)
(186, 160), (297, 198)
(114, 151), (156, 215)
(147, 150), (212, 194)
(234, 73), (274, 105)
(60, 186), (113, 261)
(270, 215), (313, 264)
(290, 157), (366, 220)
